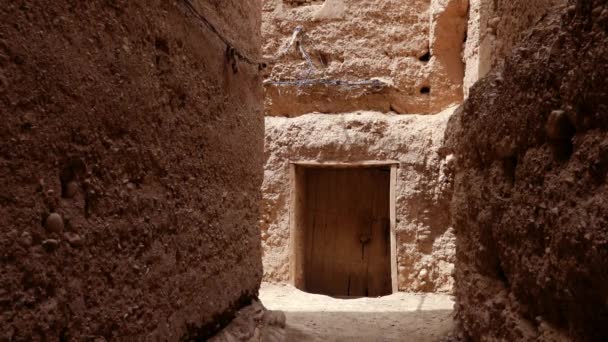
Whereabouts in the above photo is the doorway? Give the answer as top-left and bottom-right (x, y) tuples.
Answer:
(289, 162), (398, 297)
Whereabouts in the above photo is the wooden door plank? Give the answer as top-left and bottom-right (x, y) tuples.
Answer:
(364, 168), (391, 296)
(390, 165), (398, 293)
(303, 167), (392, 297)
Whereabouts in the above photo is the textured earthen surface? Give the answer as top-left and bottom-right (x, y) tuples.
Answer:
(447, 0), (608, 340)
(261, 0), (468, 116)
(0, 0), (263, 340)
(488, 0), (567, 68)
(262, 108), (457, 292)
(463, 0), (567, 96)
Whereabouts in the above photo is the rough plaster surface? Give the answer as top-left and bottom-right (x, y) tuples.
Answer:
(463, 0), (567, 96)
(489, 0), (568, 68)
(446, 0), (608, 340)
(262, 108), (457, 293)
(261, 0), (468, 116)
(0, 0), (263, 340)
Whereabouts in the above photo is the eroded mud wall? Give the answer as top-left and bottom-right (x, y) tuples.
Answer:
(0, 0), (263, 340)
(447, 0), (608, 339)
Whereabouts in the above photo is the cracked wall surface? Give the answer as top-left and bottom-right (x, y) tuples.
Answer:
(0, 0), (263, 340)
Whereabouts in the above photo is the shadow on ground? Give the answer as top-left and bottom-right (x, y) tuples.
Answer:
(283, 310), (454, 341)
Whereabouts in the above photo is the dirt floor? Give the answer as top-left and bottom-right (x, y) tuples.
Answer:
(259, 283), (455, 341)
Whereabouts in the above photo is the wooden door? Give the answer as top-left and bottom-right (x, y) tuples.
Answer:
(303, 167), (391, 297)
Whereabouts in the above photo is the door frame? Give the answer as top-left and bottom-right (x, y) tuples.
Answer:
(288, 160), (399, 294)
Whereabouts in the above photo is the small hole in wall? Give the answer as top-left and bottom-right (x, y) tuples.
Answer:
(283, 0), (325, 8)
(154, 37), (170, 54)
(548, 113), (576, 162)
(419, 51), (431, 62)
(502, 156), (518, 184)
(552, 140), (574, 162)
(316, 51), (331, 66)
(420, 86), (430, 94)
(496, 260), (509, 286)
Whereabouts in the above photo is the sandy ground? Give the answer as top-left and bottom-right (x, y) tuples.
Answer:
(259, 283), (455, 341)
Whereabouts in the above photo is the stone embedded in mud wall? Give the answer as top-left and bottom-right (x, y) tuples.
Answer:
(261, 0), (468, 116)
(0, 0), (263, 340)
(446, 0), (608, 340)
(261, 108), (457, 293)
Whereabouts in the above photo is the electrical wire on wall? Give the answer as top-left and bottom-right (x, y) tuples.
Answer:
(178, 0), (266, 72)
(263, 26), (389, 89)
(178, 1), (387, 88)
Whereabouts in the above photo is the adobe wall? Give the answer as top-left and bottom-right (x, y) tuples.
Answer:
(0, 0), (263, 340)
(262, 108), (457, 293)
(260, 0), (471, 293)
(447, 0), (608, 339)
(262, 0), (468, 116)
